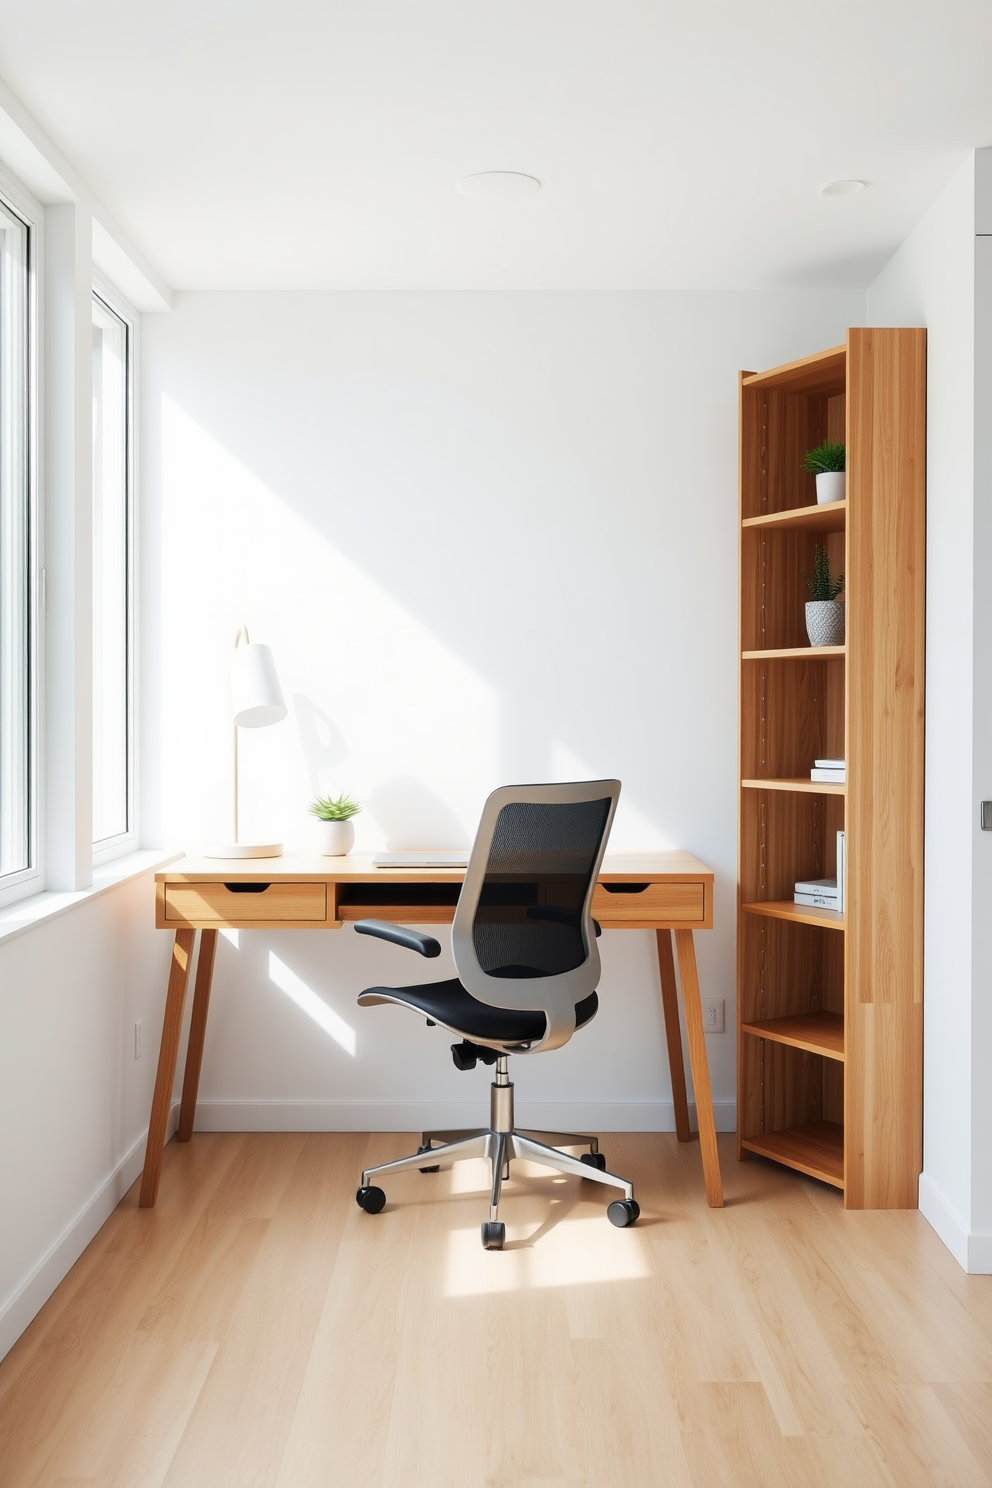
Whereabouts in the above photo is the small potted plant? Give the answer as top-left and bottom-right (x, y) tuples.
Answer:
(802, 440), (846, 504)
(803, 545), (845, 646)
(309, 793), (361, 856)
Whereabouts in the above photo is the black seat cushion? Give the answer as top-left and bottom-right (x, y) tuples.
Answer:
(359, 976), (599, 1044)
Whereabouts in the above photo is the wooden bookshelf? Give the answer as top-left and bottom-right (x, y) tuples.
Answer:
(736, 329), (925, 1209)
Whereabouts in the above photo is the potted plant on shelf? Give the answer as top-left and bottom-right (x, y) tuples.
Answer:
(309, 793), (361, 856)
(803, 545), (845, 646)
(802, 440), (846, 504)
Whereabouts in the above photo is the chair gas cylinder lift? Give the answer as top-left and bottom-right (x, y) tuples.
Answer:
(353, 781), (640, 1250)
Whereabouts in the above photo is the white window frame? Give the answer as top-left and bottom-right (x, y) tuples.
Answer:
(91, 269), (138, 866)
(0, 163), (42, 911)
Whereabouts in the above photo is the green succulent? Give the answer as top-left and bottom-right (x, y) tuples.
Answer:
(803, 545), (845, 602)
(309, 793), (361, 822)
(801, 440), (846, 475)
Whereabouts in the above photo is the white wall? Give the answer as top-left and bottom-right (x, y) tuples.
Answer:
(868, 149), (992, 1272)
(141, 289), (863, 1135)
(0, 873), (174, 1359)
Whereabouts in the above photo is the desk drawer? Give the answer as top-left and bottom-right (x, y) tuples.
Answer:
(591, 882), (705, 923)
(163, 882), (327, 924)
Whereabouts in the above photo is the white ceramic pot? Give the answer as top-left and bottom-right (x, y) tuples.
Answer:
(806, 600), (845, 647)
(316, 819), (355, 856)
(816, 471), (846, 504)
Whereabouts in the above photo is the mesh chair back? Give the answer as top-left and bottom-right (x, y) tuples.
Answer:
(452, 781), (620, 1052)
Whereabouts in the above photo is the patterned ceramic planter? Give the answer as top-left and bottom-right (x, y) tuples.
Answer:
(316, 819), (355, 856)
(806, 600), (845, 647)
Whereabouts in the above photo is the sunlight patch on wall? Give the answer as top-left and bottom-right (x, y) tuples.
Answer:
(445, 1215), (650, 1295)
(268, 951), (356, 1054)
(219, 928), (239, 948)
(159, 395), (499, 851)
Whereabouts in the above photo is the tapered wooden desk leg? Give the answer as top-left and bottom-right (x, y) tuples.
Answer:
(674, 928), (724, 1208)
(656, 929), (691, 1143)
(139, 928), (196, 1208)
(178, 928), (217, 1143)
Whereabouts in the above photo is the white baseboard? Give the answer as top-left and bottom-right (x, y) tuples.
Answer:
(190, 1098), (739, 1134)
(0, 1104), (178, 1364)
(919, 1171), (992, 1274)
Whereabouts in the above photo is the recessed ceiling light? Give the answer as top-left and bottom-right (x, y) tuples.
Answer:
(820, 180), (867, 196)
(457, 171), (542, 200)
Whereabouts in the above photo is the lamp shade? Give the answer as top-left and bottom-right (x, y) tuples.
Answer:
(231, 642), (287, 728)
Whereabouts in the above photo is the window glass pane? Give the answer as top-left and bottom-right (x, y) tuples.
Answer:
(0, 200), (30, 880)
(92, 296), (130, 844)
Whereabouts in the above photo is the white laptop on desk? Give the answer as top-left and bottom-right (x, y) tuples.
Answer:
(372, 851), (470, 868)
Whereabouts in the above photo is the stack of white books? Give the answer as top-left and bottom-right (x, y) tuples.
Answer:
(795, 831), (846, 911)
(811, 756), (845, 783)
(794, 877), (839, 909)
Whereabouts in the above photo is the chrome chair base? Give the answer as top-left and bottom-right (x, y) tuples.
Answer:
(358, 1058), (637, 1248)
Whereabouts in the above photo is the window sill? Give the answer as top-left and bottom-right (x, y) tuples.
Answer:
(0, 849), (182, 949)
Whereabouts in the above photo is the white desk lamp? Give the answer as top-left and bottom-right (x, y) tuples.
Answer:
(205, 625), (288, 858)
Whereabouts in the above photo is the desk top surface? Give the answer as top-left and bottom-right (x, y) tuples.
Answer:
(158, 849), (713, 883)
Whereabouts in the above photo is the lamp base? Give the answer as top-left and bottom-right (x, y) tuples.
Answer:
(203, 842), (284, 859)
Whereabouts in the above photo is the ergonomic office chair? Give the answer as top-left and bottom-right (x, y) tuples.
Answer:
(352, 780), (639, 1250)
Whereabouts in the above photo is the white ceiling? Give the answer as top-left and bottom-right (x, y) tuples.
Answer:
(0, 0), (990, 291)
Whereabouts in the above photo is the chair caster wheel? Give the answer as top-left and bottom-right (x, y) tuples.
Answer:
(481, 1221), (505, 1250)
(581, 1151), (607, 1171)
(607, 1198), (640, 1228)
(356, 1185), (386, 1214)
(417, 1144), (440, 1173)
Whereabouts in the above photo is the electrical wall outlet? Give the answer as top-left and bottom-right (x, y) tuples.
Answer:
(701, 998), (725, 1034)
(134, 1019), (143, 1059)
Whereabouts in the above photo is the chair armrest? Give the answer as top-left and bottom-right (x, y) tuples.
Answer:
(353, 919), (442, 958)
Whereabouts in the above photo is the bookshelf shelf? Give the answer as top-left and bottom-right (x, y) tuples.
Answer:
(737, 329), (925, 1209)
(742, 777), (846, 796)
(742, 646), (846, 661)
(742, 500), (847, 535)
(741, 899), (845, 930)
(741, 344), (847, 395)
(741, 1122), (845, 1189)
(742, 1011), (845, 1061)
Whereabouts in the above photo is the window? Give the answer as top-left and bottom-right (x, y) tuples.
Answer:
(0, 194), (31, 889)
(92, 291), (134, 852)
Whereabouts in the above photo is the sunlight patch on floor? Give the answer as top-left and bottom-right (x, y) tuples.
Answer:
(268, 951), (356, 1054)
(445, 1215), (650, 1295)
(447, 1156), (590, 1195)
(448, 1157), (491, 1193)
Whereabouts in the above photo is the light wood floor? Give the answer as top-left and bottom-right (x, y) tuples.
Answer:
(2, 1133), (992, 1487)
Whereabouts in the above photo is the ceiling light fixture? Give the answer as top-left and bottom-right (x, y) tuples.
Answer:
(457, 171), (542, 200)
(820, 180), (867, 196)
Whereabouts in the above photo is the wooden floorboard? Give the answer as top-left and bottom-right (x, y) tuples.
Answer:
(2, 1133), (992, 1487)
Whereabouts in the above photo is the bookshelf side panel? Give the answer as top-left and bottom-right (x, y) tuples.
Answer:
(845, 326), (926, 1209)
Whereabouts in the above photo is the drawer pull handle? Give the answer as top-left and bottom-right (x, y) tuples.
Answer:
(601, 883), (650, 894)
(223, 882), (272, 893)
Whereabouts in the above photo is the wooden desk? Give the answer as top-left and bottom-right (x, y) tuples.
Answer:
(142, 850), (722, 1208)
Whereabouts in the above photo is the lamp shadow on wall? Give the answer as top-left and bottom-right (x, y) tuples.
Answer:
(294, 692), (349, 793)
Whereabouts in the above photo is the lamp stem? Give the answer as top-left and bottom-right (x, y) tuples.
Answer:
(232, 625), (248, 845)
